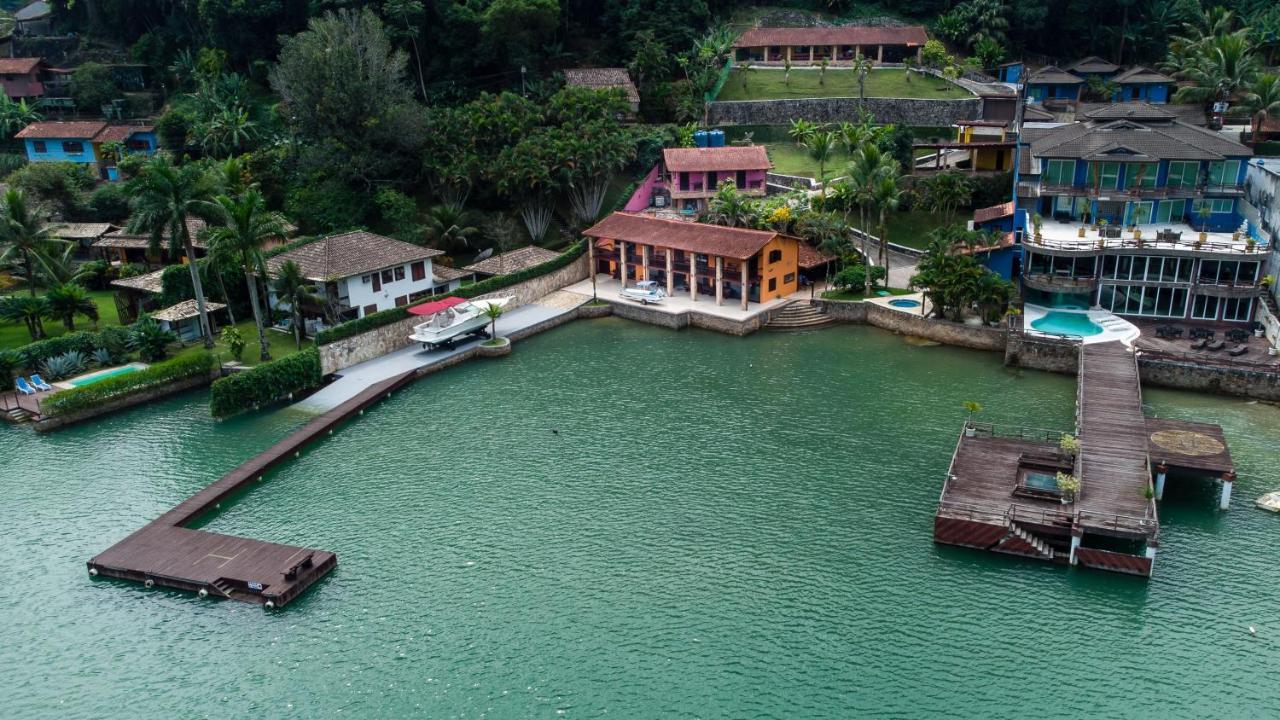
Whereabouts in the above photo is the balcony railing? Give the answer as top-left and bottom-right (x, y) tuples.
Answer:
(1025, 233), (1260, 255)
(1037, 183), (1243, 198)
(1022, 273), (1098, 293)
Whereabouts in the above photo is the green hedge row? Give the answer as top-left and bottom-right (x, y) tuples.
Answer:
(314, 239), (586, 346)
(209, 347), (322, 418)
(43, 352), (218, 416)
(14, 326), (135, 371)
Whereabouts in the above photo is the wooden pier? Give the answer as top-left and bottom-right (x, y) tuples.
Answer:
(88, 370), (418, 608)
(935, 340), (1234, 577)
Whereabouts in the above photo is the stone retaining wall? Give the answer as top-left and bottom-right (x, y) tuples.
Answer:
(1004, 334), (1079, 375)
(708, 97), (981, 127)
(319, 255), (589, 375)
(600, 298), (767, 335)
(33, 370), (219, 433)
(815, 299), (1006, 351)
(1138, 356), (1280, 401)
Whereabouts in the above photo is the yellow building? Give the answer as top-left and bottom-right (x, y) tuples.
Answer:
(584, 213), (800, 309)
(914, 120), (1016, 174)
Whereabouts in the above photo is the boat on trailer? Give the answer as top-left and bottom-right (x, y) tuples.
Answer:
(620, 280), (667, 305)
(408, 296), (512, 350)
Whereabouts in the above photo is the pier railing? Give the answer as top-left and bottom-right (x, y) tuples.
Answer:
(966, 421), (1069, 444)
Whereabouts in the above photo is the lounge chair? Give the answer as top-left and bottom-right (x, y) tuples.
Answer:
(14, 377), (36, 396)
(1190, 338), (1208, 350)
(30, 374), (53, 392)
(1228, 344), (1248, 357)
(1206, 339), (1226, 352)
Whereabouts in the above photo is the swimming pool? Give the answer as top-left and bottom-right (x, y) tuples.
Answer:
(888, 298), (921, 308)
(1030, 311), (1104, 338)
(66, 363), (147, 387)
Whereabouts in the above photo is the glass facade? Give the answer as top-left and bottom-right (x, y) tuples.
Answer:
(1098, 284), (1189, 317)
(1166, 161), (1198, 188)
(1044, 159), (1075, 186)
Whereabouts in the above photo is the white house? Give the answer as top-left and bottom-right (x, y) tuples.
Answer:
(266, 231), (465, 322)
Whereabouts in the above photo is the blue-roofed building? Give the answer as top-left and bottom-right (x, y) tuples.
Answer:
(16, 120), (157, 181)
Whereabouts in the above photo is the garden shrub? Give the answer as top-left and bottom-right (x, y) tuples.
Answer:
(209, 347), (322, 417)
(43, 352), (218, 416)
(315, 239), (585, 345)
(89, 184), (131, 222)
(16, 331), (99, 370)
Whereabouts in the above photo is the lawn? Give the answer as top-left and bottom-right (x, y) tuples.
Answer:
(764, 141), (852, 179)
(171, 317), (312, 367)
(876, 210), (960, 250)
(716, 68), (969, 101)
(0, 289), (122, 351)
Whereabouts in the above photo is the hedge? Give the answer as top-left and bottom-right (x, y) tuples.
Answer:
(42, 352), (218, 416)
(17, 330), (104, 370)
(209, 347), (322, 418)
(314, 239), (586, 346)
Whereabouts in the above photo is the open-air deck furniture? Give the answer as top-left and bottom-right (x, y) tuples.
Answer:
(1206, 339), (1226, 352)
(1155, 325), (1183, 339)
(30, 374), (53, 391)
(14, 377), (36, 396)
(1228, 344), (1249, 357)
(1225, 328), (1249, 343)
(1190, 337), (1208, 350)
(1189, 327), (1215, 340)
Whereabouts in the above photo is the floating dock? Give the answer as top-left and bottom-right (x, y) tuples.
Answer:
(935, 341), (1234, 577)
(88, 370), (417, 608)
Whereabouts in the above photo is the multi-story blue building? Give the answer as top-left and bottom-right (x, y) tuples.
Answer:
(1015, 103), (1265, 325)
(16, 120), (157, 181)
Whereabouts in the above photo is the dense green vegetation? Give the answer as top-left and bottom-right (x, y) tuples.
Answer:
(42, 352), (217, 416)
(208, 347), (322, 417)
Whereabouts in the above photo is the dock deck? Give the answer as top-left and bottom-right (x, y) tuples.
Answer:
(88, 370), (418, 608)
(935, 340), (1230, 577)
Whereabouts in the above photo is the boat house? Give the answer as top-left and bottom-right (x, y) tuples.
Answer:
(584, 212), (799, 309)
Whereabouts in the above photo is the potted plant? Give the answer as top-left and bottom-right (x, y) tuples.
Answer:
(1056, 472), (1081, 503)
(1032, 213), (1043, 241)
(1059, 433), (1080, 458)
(963, 400), (982, 437)
(1078, 226), (1087, 238)
(1245, 237), (1257, 252)
(1270, 345), (1279, 357)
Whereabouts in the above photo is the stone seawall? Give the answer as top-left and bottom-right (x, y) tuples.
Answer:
(319, 255), (589, 375)
(33, 369), (219, 433)
(1138, 356), (1280, 401)
(1004, 334), (1079, 375)
(603, 298), (766, 336)
(708, 97), (981, 127)
(815, 299), (1005, 351)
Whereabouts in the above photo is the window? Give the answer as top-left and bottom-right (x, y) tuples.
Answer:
(394, 266), (405, 281)
(1192, 199), (1233, 215)
(767, 277), (777, 292)
(1208, 160), (1241, 187)
(394, 295), (408, 307)
(784, 273), (795, 284)
(767, 249), (782, 264)
(361, 275), (370, 284)
(61, 141), (84, 154)
(1222, 297), (1253, 322)
(1166, 161), (1198, 188)
(1043, 159), (1075, 186)
(1094, 162), (1121, 190)
(1103, 285), (1189, 318)
(1127, 163), (1157, 188)
(362, 304), (378, 317)
(1191, 294), (1219, 320)
(381, 269), (393, 284)
(32, 140), (46, 153)
(1156, 199), (1184, 224)
(410, 261), (425, 281)
(1237, 261), (1259, 284)
(1129, 201), (1154, 225)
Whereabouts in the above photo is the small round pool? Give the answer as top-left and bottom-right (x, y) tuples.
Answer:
(1031, 311), (1104, 337)
(888, 298), (921, 308)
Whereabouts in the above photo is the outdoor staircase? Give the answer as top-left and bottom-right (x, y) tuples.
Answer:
(209, 578), (236, 599)
(1006, 521), (1056, 560)
(764, 301), (835, 331)
(5, 407), (30, 423)
(1261, 289), (1279, 318)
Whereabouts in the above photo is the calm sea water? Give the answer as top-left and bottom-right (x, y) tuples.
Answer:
(3, 319), (1279, 718)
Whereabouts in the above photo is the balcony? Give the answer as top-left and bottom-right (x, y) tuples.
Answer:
(1025, 223), (1264, 256)
(1036, 183), (1244, 200)
(1192, 282), (1262, 299)
(1022, 273), (1098, 293)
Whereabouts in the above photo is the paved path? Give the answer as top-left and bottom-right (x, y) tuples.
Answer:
(294, 300), (580, 413)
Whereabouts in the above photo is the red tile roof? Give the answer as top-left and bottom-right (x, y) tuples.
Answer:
(562, 68), (640, 104)
(266, 230), (442, 281)
(15, 121), (153, 141)
(0, 57), (43, 75)
(735, 25), (928, 48)
(663, 146), (771, 173)
(584, 213), (782, 261)
(94, 124), (154, 143)
(797, 242), (837, 269)
(973, 201), (1015, 224)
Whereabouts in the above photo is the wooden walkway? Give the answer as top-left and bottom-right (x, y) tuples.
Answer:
(1075, 342), (1158, 537)
(88, 369), (419, 608)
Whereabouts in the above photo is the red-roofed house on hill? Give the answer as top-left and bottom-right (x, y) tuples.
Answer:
(16, 120), (158, 181)
(733, 25), (928, 64)
(627, 146), (772, 216)
(584, 212), (799, 309)
(0, 58), (49, 99)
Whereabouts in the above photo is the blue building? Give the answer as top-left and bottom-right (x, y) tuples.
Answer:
(1015, 103), (1263, 324)
(1025, 66), (1084, 104)
(1110, 66), (1174, 104)
(16, 120), (158, 181)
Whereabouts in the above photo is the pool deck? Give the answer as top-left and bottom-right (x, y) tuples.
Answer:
(935, 341), (1234, 577)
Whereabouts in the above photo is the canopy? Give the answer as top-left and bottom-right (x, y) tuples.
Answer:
(408, 296), (467, 316)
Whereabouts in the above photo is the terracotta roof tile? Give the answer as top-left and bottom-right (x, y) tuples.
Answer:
(974, 201), (1015, 224)
(266, 230), (442, 282)
(584, 212), (782, 261)
(16, 120), (107, 140)
(735, 25), (928, 48)
(663, 146), (771, 173)
(110, 268), (166, 294)
(797, 242), (836, 269)
(0, 57), (43, 74)
(463, 245), (560, 276)
(562, 68), (640, 104)
(94, 124), (154, 143)
(152, 299), (226, 323)
(49, 222), (115, 239)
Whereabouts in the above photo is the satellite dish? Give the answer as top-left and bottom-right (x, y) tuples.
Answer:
(474, 248), (494, 261)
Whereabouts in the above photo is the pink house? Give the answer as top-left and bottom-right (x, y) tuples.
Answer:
(0, 58), (47, 100)
(627, 146), (771, 216)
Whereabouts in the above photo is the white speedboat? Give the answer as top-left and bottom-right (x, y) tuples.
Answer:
(620, 280), (666, 305)
(408, 296), (512, 350)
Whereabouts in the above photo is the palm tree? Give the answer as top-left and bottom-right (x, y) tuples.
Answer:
(1242, 73), (1280, 146)
(200, 106), (257, 157)
(423, 205), (480, 253)
(205, 189), (288, 361)
(845, 145), (897, 295)
(1171, 30), (1259, 106)
(0, 294), (50, 340)
(788, 119), (820, 145)
(922, 172), (973, 224)
(872, 172), (904, 277)
(482, 301), (504, 340)
(126, 155), (222, 348)
(850, 53), (874, 107)
(705, 181), (759, 228)
(0, 188), (60, 296)
(804, 130), (839, 199)
(45, 283), (98, 331)
(0, 95), (40, 139)
(271, 259), (320, 349)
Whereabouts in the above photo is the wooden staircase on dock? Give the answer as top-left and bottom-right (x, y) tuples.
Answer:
(1004, 520), (1056, 560)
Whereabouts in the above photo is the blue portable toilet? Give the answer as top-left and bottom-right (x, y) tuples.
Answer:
(694, 130), (710, 148)
(709, 129), (726, 147)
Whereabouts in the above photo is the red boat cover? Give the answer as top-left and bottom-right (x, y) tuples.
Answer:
(408, 296), (467, 316)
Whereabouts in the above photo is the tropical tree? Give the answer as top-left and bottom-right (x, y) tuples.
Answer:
(1242, 73), (1280, 145)
(482, 301), (504, 340)
(850, 53), (874, 107)
(198, 106), (257, 158)
(271, 259), (321, 350)
(922, 172), (973, 224)
(0, 95), (40, 139)
(44, 283), (99, 331)
(423, 205), (481, 253)
(382, 0), (428, 99)
(205, 189), (289, 361)
(0, 188), (60, 296)
(788, 118), (820, 145)
(0, 294), (49, 340)
(872, 172), (904, 274)
(125, 155), (222, 348)
(803, 130), (839, 199)
(705, 181), (760, 228)
(843, 145), (897, 295)
(1170, 29), (1259, 106)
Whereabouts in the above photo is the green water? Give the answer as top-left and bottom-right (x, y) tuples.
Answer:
(4, 319), (1280, 718)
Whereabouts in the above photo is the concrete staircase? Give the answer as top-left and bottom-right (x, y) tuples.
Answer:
(764, 301), (835, 331)
(5, 407), (31, 423)
(1007, 521), (1056, 560)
